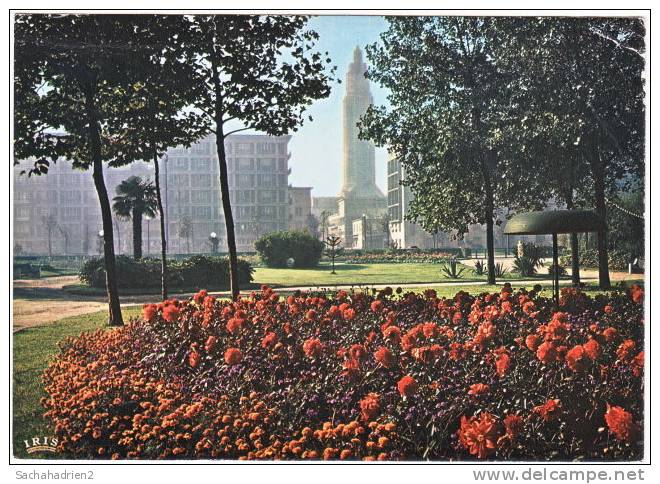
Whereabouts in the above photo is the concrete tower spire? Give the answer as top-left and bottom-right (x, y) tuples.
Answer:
(340, 46), (383, 199)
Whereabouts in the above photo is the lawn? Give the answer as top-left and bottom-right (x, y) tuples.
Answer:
(12, 306), (142, 459)
(252, 262), (562, 288)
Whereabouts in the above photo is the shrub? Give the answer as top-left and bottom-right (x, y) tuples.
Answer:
(79, 255), (253, 289)
(560, 249), (633, 272)
(440, 258), (465, 279)
(43, 284), (643, 460)
(472, 260), (486, 276)
(255, 231), (324, 268)
(547, 264), (568, 277)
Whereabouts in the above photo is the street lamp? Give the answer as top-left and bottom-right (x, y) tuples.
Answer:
(98, 230), (104, 255)
(209, 232), (219, 254)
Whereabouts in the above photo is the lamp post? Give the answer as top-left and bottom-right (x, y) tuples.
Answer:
(97, 230), (104, 255)
(209, 232), (219, 254)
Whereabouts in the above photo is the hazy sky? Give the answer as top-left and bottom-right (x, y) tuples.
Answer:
(286, 15), (390, 197)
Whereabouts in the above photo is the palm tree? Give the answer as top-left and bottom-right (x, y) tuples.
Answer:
(112, 176), (158, 259)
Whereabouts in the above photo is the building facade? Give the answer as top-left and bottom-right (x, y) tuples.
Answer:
(13, 134), (295, 255)
(287, 186), (313, 233)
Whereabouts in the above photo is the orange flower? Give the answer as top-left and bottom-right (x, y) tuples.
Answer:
(162, 304), (180, 323)
(605, 404), (637, 442)
(359, 393), (381, 422)
(374, 346), (395, 369)
(503, 414), (524, 441)
(602, 327), (619, 343)
(204, 336), (218, 353)
(632, 351), (644, 377)
(142, 304), (158, 322)
(188, 350), (201, 368)
(583, 339), (601, 360)
(631, 284), (644, 304)
(617, 340), (636, 361)
(458, 412), (500, 459)
(224, 348), (242, 366)
(371, 300), (384, 313)
(397, 375), (418, 398)
(303, 338), (323, 358)
(533, 399), (562, 422)
(495, 353), (511, 377)
(525, 334), (540, 351)
(226, 317), (243, 334)
(536, 341), (558, 365)
(565, 345), (588, 372)
(468, 383), (490, 396)
(305, 309), (317, 321)
(261, 332), (278, 349)
(193, 289), (208, 305)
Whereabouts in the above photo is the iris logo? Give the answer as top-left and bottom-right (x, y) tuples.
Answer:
(23, 436), (58, 454)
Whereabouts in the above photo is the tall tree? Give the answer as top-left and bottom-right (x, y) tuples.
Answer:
(177, 216), (194, 254)
(359, 17), (547, 284)
(41, 213), (58, 257)
(182, 15), (336, 299)
(14, 14), (144, 325)
(503, 17), (645, 288)
(112, 15), (205, 300)
(112, 176), (158, 260)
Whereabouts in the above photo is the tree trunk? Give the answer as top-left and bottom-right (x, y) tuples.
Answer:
(153, 153), (168, 300)
(593, 160), (611, 289)
(215, 121), (240, 299)
(484, 178), (496, 285)
(86, 91), (123, 326)
(132, 208), (143, 260)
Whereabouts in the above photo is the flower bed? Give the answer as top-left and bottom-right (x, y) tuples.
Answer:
(42, 284), (644, 460)
(331, 250), (455, 264)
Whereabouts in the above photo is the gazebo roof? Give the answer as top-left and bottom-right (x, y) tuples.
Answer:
(503, 210), (605, 235)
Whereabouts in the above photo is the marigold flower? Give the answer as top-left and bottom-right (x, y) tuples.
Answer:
(533, 399), (561, 422)
(303, 338), (323, 358)
(566, 345), (587, 372)
(458, 412), (500, 459)
(371, 300), (384, 313)
(224, 348), (242, 366)
(536, 341), (558, 365)
(142, 304), (158, 322)
(468, 383), (490, 396)
(495, 353), (511, 377)
(359, 393), (381, 422)
(374, 346), (395, 369)
(204, 336), (217, 353)
(526, 334), (541, 351)
(583, 339), (601, 360)
(188, 350), (201, 368)
(397, 375), (418, 398)
(605, 404), (637, 442)
(162, 304), (180, 323)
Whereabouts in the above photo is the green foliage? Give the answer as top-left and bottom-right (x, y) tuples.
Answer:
(492, 262), (508, 278)
(79, 255), (253, 289)
(254, 231), (324, 268)
(547, 264), (568, 277)
(607, 191), (644, 260)
(560, 249), (633, 272)
(440, 258), (465, 279)
(472, 260), (486, 276)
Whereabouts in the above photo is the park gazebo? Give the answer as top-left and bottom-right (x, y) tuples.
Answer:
(504, 210), (605, 303)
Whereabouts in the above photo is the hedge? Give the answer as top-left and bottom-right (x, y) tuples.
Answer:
(254, 231), (324, 268)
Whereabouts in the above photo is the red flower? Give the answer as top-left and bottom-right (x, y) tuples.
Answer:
(536, 341), (558, 365)
(583, 339), (602, 360)
(142, 304), (158, 322)
(566, 345), (587, 372)
(632, 351), (644, 377)
(617, 339), (636, 361)
(162, 304), (180, 323)
(383, 326), (401, 343)
(468, 383), (490, 396)
(374, 347), (395, 369)
(359, 393), (381, 422)
(603, 304), (613, 315)
(631, 284), (644, 304)
(193, 289), (208, 305)
(503, 414), (524, 441)
(525, 334), (541, 351)
(533, 399), (562, 421)
(224, 347), (242, 365)
(303, 338), (323, 358)
(397, 375), (419, 398)
(204, 336), (217, 353)
(261, 332), (278, 349)
(602, 327), (619, 343)
(458, 412), (500, 459)
(341, 358), (360, 379)
(474, 321), (496, 347)
(422, 322), (439, 338)
(226, 317), (244, 334)
(371, 300), (384, 313)
(605, 404), (637, 442)
(495, 353), (511, 377)
(342, 308), (356, 320)
(188, 350), (201, 368)
(305, 309), (317, 321)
